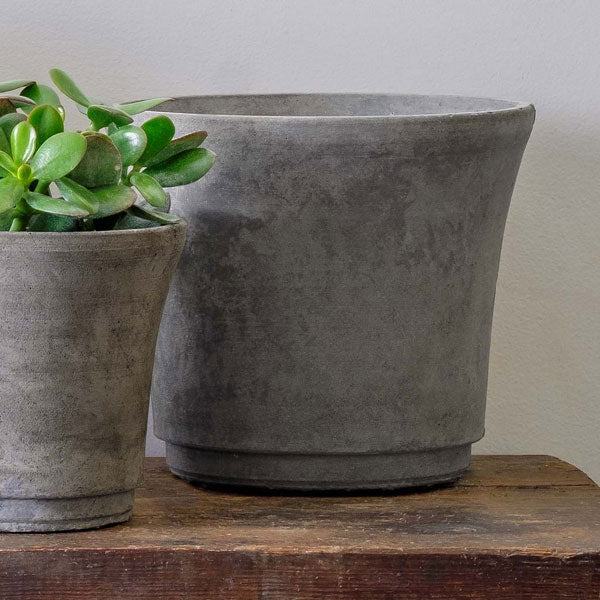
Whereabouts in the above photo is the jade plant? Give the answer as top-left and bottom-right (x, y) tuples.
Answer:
(0, 69), (215, 232)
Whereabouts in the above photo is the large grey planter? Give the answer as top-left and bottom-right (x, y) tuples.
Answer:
(0, 223), (185, 531)
(149, 94), (534, 490)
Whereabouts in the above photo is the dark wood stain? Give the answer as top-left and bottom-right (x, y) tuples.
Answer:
(0, 455), (598, 599)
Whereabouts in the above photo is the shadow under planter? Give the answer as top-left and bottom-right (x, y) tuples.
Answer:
(0, 223), (185, 531)
(147, 94), (535, 491)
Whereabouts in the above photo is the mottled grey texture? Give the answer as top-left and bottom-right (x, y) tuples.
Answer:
(148, 94), (534, 490)
(0, 223), (186, 531)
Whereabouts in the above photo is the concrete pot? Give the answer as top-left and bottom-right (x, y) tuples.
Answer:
(0, 223), (185, 531)
(149, 94), (534, 490)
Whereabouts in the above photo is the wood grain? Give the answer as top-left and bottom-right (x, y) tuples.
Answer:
(0, 455), (598, 599)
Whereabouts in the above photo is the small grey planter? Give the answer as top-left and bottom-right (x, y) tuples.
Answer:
(0, 223), (185, 531)
(148, 94), (534, 490)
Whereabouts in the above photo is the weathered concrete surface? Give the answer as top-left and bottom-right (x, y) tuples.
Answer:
(149, 94), (535, 490)
(0, 223), (185, 531)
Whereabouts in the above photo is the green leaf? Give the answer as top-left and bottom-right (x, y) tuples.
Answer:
(20, 84), (61, 114)
(0, 80), (34, 93)
(29, 131), (86, 182)
(25, 191), (90, 217)
(0, 96), (36, 113)
(130, 200), (181, 224)
(68, 132), (122, 187)
(28, 104), (64, 147)
(17, 163), (32, 185)
(109, 125), (147, 166)
(143, 147), (215, 187)
(138, 116), (175, 164)
(0, 209), (14, 230)
(130, 172), (168, 209)
(143, 131), (207, 168)
(116, 97), (171, 115)
(112, 210), (158, 230)
(76, 95), (104, 117)
(55, 177), (99, 214)
(87, 104), (133, 129)
(0, 112), (27, 140)
(0, 128), (10, 156)
(49, 69), (91, 107)
(0, 150), (15, 174)
(28, 213), (78, 231)
(0, 177), (24, 213)
(10, 121), (36, 165)
(92, 184), (137, 218)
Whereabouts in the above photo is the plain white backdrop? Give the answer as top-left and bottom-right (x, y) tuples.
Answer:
(3, 0), (599, 482)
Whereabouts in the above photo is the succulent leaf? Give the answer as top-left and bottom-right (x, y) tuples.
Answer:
(20, 84), (61, 114)
(0, 130), (10, 158)
(109, 125), (147, 166)
(0, 80), (35, 93)
(49, 69), (91, 107)
(17, 164), (33, 185)
(0, 69), (212, 231)
(0, 150), (15, 174)
(138, 116), (175, 164)
(87, 104), (133, 129)
(130, 200), (181, 224)
(0, 177), (24, 214)
(112, 210), (158, 229)
(143, 131), (207, 168)
(25, 191), (90, 217)
(0, 209), (14, 230)
(117, 98), (171, 115)
(10, 121), (37, 165)
(29, 131), (87, 182)
(143, 147), (215, 187)
(28, 105), (64, 147)
(129, 172), (168, 209)
(0, 113), (27, 140)
(56, 177), (99, 214)
(68, 132), (122, 187)
(92, 184), (137, 218)
(28, 213), (78, 231)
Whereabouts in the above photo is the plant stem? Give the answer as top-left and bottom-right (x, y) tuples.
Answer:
(9, 216), (26, 231)
(124, 165), (141, 185)
(34, 180), (50, 194)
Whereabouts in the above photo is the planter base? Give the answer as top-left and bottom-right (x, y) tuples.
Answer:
(165, 443), (472, 491)
(0, 490), (134, 532)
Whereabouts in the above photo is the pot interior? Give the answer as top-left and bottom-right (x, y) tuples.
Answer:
(154, 94), (526, 118)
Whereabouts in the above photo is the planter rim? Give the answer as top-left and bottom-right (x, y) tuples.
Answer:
(0, 220), (185, 238)
(0, 220), (186, 251)
(148, 93), (534, 121)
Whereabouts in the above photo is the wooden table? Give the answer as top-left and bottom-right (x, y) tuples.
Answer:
(0, 456), (598, 599)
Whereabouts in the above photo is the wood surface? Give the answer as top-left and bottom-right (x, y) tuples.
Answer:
(0, 455), (598, 599)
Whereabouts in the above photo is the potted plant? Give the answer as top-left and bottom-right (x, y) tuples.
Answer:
(147, 94), (534, 490)
(0, 70), (214, 531)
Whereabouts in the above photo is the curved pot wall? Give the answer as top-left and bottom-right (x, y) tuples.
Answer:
(0, 223), (185, 530)
(148, 94), (534, 490)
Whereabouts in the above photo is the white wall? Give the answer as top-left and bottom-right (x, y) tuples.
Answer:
(4, 0), (598, 482)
